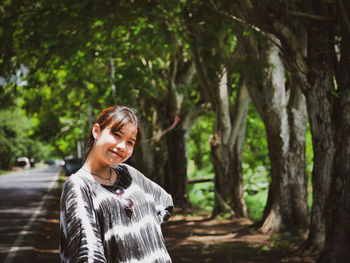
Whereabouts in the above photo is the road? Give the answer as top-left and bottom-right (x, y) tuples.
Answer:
(0, 165), (61, 263)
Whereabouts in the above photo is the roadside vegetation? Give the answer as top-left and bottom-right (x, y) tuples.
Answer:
(1, 1), (348, 261)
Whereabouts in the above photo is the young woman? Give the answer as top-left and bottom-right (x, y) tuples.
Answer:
(60, 106), (174, 263)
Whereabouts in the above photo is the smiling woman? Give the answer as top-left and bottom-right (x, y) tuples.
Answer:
(59, 106), (174, 263)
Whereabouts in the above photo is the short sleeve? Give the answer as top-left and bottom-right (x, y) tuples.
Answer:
(125, 165), (174, 225)
(60, 176), (107, 263)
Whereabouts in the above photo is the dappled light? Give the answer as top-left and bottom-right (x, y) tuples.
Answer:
(1, 0), (349, 261)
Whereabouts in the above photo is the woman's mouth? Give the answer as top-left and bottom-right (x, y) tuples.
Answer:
(109, 149), (123, 159)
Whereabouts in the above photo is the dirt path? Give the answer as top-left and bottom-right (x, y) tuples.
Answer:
(34, 188), (316, 263)
(163, 213), (315, 263)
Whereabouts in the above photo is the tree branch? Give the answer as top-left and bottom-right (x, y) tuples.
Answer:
(208, 0), (283, 51)
(209, 0), (263, 33)
(229, 81), (250, 149)
(288, 11), (332, 21)
(189, 32), (215, 103)
(188, 178), (213, 184)
(337, 0), (350, 35)
(182, 102), (211, 131)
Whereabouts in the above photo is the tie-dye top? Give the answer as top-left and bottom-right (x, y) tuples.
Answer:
(60, 163), (174, 263)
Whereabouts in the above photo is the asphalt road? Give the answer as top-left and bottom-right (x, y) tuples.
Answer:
(0, 165), (61, 263)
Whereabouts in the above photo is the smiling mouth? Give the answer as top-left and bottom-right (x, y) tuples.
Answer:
(110, 149), (124, 159)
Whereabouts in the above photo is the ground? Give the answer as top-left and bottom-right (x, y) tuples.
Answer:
(34, 187), (316, 263)
(163, 212), (315, 263)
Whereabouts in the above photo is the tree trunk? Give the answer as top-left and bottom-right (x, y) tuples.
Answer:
(133, 120), (155, 177)
(230, 101), (249, 218)
(164, 53), (196, 211)
(225, 0), (349, 257)
(285, 79), (309, 229)
(299, 14), (336, 254)
(188, 20), (252, 218)
(318, 81), (350, 262)
(132, 99), (168, 185)
(165, 125), (191, 211)
(211, 72), (249, 218)
(246, 35), (308, 232)
(318, 5), (350, 260)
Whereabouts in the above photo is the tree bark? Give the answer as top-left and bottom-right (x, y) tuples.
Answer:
(165, 125), (191, 211)
(285, 78), (309, 229)
(136, 31), (200, 212)
(210, 72), (249, 218)
(214, 0), (350, 258)
(318, 3), (350, 261)
(188, 21), (250, 217)
(246, 34), (308, 232)
(164, 53), (196, 211)
(132, 99), (168, 185)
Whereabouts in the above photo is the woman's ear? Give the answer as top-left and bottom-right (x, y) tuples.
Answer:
(92, 123), (101, 140)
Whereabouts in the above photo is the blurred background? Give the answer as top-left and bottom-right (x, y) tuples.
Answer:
(1, 1), (349, 262)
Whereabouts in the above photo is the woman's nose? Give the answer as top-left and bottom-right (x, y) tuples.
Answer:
(116, 141), (126, 150)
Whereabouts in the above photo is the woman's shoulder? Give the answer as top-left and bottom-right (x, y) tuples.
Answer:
(115, 163), (146, 185)
(61, 172), (98, 201)
(63, 171), (92, 188)
(116, 163), (142, 177)
(118, 162), (135, 171)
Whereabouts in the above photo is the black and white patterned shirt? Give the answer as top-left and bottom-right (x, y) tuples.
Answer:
(60, 163), (173, 263)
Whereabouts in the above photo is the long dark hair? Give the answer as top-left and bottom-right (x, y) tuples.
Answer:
(85, 106), (142, 157)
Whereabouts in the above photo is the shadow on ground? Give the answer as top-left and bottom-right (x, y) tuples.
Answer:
(162, 214), (315, 263)
(34, 188), (61, 263)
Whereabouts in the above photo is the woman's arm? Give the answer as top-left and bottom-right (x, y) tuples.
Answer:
(60, 177), (107, 263)
(127, 165), (174, 225)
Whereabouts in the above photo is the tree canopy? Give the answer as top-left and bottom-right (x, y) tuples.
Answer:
(1, 0), (349, 261)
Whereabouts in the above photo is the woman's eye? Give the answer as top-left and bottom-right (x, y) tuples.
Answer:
(114, 133), (121, 138)
(128, 141), (134, 146)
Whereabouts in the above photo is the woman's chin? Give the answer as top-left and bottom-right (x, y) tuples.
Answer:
(107, 156), (124, 166)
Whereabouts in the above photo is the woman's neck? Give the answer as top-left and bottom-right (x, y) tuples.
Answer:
(83, 154), (110, 179)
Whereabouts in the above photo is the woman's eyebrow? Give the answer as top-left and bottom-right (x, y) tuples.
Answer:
(127, 136), (136, 142)
(117, 130), (136, 141)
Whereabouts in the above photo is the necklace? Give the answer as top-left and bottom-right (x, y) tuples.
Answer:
(82, 167), (114, 184)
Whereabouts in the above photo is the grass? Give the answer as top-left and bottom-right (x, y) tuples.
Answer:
(0, 169), (16, 176)
(188, 181), (215, 214)
(188, 179), (268, 221)
(188, 169), (265, 220)
(245, 189), (268, 222)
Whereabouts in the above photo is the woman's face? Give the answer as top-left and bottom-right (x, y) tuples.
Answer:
(92, 122), (137, 167)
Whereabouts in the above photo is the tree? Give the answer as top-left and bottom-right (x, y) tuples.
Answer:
(1, 0), (204, 210)
(0, 107), (50, 169)
(164, 54), (197, 211)
(243, 33), (308, 232)
(219, 0), (350, 260)
(187, 4), (249, 217)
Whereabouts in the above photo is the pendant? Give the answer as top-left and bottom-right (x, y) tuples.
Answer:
(109, 167), (114, 184)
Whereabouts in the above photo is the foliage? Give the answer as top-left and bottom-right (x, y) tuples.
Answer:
(187, 113), (215, 213)
(187, 107), (270, 218)
(0, 0), (316, 224)
(243, 103), (270, 174)
(306, 123), (314, 212)
(245, 188), (268, 222)
(0, 107), (31, 169)
(187, 113), (215, 170)
(1, 0), (182, 158)
(241, 102), (269, 221)
(187, 160), (215, 214)
(0, 106), (53, 169)
(305, 123), (314, 176)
